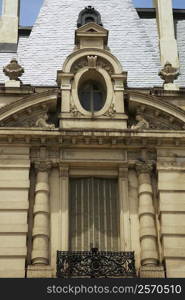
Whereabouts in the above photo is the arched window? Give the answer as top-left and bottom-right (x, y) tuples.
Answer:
(79, 80), (106, 113)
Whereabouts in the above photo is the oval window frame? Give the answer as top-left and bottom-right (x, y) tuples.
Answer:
(72, 67), (113, 117)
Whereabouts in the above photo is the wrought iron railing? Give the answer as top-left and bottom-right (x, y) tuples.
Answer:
(56, 248), (136, 278)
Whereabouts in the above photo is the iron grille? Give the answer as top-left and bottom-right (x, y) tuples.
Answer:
(56, 248), (136, 278)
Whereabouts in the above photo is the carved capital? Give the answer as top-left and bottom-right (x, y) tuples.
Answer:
(59, 164), (69, 178)
(136, 162), (153, 175)
(34, 161), (52, 173)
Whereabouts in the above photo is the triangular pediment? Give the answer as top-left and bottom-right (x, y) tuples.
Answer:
(76, 22), (108, 35)
(75, 22), (108, 48)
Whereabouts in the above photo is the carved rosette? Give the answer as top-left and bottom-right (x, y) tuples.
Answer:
(3, 58), (24, 81)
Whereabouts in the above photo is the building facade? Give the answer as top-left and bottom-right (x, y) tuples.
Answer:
(0, 0), (185, 278)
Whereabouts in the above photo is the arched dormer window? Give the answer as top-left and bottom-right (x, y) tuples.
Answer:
(77, 6), (103, 28)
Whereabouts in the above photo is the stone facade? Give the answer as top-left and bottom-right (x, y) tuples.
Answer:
(0, 0), (185, 278)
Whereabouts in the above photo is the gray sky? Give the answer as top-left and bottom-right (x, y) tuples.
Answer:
(0, 0), (185, 26)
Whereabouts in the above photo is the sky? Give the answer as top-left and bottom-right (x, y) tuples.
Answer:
(0, 0), (185, 26)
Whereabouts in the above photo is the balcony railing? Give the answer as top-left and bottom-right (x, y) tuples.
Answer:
(56, 248), (136, 278)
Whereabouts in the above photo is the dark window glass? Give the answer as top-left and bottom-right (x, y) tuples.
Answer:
(79, 81), (105, 113)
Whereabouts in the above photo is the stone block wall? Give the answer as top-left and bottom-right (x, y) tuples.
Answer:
(0, 146), (30, 277)
(158, 149), (185, 277)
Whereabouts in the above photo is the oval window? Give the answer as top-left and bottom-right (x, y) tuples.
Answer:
(78, 79), (106, 113)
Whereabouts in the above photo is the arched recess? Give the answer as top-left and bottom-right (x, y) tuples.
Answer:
(129, 91), (185, 129)
(0, 89), (58, 127)
(62, 48), (124, 75)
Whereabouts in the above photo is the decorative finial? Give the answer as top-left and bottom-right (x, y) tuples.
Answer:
(77, 6), (103, 28)
(159, 62), (180, 84)
(3, 58), (24, 82)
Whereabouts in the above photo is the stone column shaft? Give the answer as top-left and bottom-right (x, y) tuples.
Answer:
(31, 162), (51, 265)
(136, 163), (159, 266)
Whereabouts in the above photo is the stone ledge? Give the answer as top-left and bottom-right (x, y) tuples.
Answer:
(139, 265), (165, 278)
(27, 265), (54, 278)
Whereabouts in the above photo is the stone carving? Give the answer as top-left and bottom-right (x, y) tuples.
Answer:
(70, 103), (83, 117)
(97, 58), (114, 75)
(71, 58), (88, 73)
(131, 115), (149, 130)
(71, 57), (114, 75)
(159, 62), (180, 84)
(135, 162), (153, 174)
(105, 103), (116, 118)
(35, 113), (55, 129)
(77, 6), (103, 28)
(87, 56), (97, 69)
(3, 58), (24, 81)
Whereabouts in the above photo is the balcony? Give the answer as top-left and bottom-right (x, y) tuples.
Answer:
(56, 248), (136, 278)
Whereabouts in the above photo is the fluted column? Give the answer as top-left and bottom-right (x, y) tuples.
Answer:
(31, 162), (51, 265)
(136, 162), (159, 266)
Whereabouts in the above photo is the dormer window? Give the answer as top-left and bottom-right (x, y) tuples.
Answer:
(77, 6), (103, 28)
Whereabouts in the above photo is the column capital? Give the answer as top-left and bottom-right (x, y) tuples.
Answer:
(136, 162), (153, 175)
(59, 164), (69, 177)
(34, 161), (52, 173)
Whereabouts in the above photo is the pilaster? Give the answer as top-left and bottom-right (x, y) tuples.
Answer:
(59, 164), (69, 251)
(0, 0), (19, 52)
(154, 0), (179, 68)
(119, 166), (130, 251)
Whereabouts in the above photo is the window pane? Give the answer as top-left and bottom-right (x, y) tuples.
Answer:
(69, 177), (119, 251)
